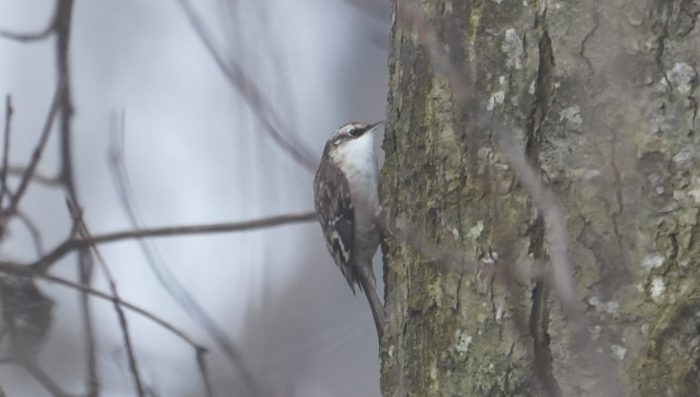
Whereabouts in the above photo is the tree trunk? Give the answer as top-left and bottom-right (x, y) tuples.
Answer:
(380, 0), (700, 396)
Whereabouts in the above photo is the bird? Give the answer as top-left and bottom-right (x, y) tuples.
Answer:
(313, 121), (385, 341)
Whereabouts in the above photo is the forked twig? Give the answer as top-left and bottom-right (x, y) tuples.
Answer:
(1, 80), (65, 219)
(66, 200), (145, 397)
(0, 96), (13, 206)
(47, 2), (102, 394)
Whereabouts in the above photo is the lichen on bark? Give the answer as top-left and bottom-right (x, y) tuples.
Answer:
(380, 0), (700, 396)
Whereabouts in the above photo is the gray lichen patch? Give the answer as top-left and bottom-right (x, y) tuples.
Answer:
(454, 329), (472, 354)
(611, 344), (627, 361)
(666, 62), (697, 95)
(649, 276), (666, 303)
(487, 90), (506, 111)
(502, 28), (524, 70)
(641, 254), (665, 271)
(559, 105), (582, 130)
(467, 220), (485, 241)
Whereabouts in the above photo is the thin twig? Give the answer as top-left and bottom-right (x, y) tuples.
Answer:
(176, 0), (318, 172)
(0, 28), (53, 42)
(21, 360), (74, 397)
(0, 262), (205, 351)
(67, 200), (145, 397)
(0, 357), (74, 397)
(16, 210), (45, 256)
(30, 211), (317, 272)
(0, 80), (65, 219)
(108, 112), (261, 397)
(86, 212), (317, 243)
(0, 5), (56, 44)
(195, 348), (214, 397)
(0, 95), (13, 206)
(50, 2), (101, 395)
(54, 1), (76, 196)
(77, 250), (99, 396)
(2, 165), (62, 185)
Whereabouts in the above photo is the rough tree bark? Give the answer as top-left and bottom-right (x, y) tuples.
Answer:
(380, 0), (699, 396)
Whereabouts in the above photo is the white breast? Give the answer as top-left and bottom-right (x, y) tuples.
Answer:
(332, 132), (379, 222)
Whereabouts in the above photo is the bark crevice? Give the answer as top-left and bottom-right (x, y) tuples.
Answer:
(529, 279), (563, 397)
(524, 14), (561, 396)
(524, 27), (553, 162)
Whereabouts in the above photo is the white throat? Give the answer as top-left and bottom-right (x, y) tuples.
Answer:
(332, 132), (379, 214)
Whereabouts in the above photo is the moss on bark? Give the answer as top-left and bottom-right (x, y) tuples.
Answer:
(380, 0), (700, 396)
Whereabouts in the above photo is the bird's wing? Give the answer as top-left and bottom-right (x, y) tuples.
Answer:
(313, 160), (358, 293)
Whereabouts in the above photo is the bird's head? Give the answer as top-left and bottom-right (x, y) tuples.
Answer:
(324, 121), (383, 158)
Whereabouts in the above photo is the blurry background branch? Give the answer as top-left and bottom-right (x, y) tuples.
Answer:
(0, 262), (206, 352)
(0, 1), (56, 43)
(0, 0), (391, 395)
(177, 0), (318, 172)
(68, 200), (145, 397)
(2, 165), (62, 186)
(0, 1), (314, 396)
(0, 79), (64, 220)
(27, 210), (316, 272)
(108, 111), (290, 397)
(0, 358), (74, 397)
(0, 96), (13, 206)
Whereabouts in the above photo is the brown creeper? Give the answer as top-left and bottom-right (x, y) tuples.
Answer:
(313, 121), (385, 340)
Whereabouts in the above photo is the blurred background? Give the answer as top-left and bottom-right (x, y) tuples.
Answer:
(0, 0), (390, 395)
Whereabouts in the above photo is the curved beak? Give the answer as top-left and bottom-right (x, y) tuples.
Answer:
(367, 121), (384, 132)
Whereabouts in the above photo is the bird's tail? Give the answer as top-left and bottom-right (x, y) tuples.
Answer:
(358, 272), (385, 343)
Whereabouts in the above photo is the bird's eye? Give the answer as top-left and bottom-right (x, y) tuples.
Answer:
(349, 127), (365, 137)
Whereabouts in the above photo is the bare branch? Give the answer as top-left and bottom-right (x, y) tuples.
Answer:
(0, 357), (75, 397)
(49, 2), (101, 395)
(108, 111), (262, 397)
(67, 200), (145, 397)
(31, 211), (317, 272)
(176, 0), (318, 172)
(2, 165), (61, 186)
(0, 80), (65, 219)
(0, 5), (56, 44)
(16, 210), (45, 256)
(54, 1), (76, 197)
(0, 29), (53, 42)
(195, 348), (214, 397)
(0, 262), (206, 352)
(89, 211), (317, 243)
(22, 363), (69, 397)
(0, 96), (13, 206)
(76, 249), (99, 397)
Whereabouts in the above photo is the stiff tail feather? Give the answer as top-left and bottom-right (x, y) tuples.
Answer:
(358, 273), (385, 343)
